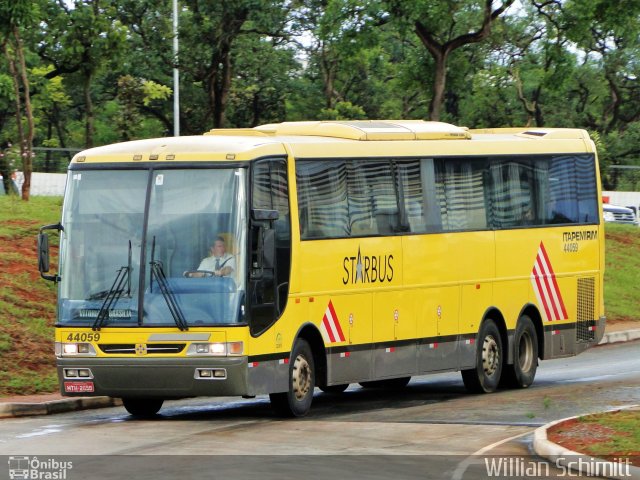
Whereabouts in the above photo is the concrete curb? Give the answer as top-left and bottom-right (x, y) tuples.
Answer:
(533, 407), (640, 480)
(599, 328), (640, 345)
(0, 397), (122, 419)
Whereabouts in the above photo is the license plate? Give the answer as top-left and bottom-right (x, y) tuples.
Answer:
(64, 381), (95, 393)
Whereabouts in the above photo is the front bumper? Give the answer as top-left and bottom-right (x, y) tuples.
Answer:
(57, 357), (249, 399)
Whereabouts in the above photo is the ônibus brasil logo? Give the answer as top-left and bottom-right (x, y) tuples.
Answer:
(8, 456), (73, 480)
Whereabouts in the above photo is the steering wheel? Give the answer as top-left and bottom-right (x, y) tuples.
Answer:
(183, 270), (215, 278)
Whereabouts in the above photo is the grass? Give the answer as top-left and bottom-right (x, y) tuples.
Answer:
(0, 196), (638, 396)
(0, 195), (63, 237)
(603, 223), (640, 322)
(584, 410), (640, 458)
(0, 195), (62, 395)
(551, 410), (640, 462)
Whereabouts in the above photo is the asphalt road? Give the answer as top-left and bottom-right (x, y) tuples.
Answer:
(1, 341), (638, 479)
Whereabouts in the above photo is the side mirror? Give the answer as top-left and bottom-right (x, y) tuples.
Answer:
(38, 233), (50, 273)
(38, 223), (63, 282)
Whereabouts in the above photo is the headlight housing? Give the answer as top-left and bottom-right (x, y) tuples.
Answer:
(186, 341), (244, 356)
(55, 342), (97, 357)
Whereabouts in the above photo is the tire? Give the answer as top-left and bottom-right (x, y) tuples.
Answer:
(461, 319), (503, 393)
(319, 384), (349, 394)
(122, 398), (164, 418)
(359, 377), (411, 390)
(270, 339), (315, 417)
(501, 315), (538, 389)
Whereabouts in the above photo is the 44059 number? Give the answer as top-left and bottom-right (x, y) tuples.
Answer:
(66, 332), (101, 342)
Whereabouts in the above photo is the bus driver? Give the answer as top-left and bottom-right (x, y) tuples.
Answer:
(189, 236), (235, 277)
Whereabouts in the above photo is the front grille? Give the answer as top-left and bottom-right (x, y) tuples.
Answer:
(98, 343), (186, 354)
(613, 211), (636, 222)
(576, 277), (596, 342)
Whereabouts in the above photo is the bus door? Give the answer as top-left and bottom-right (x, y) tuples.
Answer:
(249, 159), (291, 338)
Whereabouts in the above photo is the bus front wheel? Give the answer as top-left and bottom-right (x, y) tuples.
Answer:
(269, 338), (315, 417)
(461, 319), (503, 393)
(122, 398), (164, 417)
(501, 315), (538, 389)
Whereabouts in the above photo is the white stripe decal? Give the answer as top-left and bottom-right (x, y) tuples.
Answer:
(531, 242), (568, 321)
(320, 300), (346, 344)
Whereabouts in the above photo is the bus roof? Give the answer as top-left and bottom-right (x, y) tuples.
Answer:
(71, 121), (595, 164)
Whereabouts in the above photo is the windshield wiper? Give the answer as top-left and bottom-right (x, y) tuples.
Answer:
(87, 289), (111, 301)
(149, 260), (189, 331)
(92, 241), (132, 331)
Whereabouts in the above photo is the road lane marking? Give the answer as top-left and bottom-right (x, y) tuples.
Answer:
(451, 430), (533, 480)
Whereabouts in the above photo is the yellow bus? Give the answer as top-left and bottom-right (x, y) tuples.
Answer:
(38, 120), (605, 417)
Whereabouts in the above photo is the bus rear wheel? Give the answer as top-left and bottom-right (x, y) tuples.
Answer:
(461, 319), (503, 393)
(501, 315), (538, 388)
(270, 339), (315, 417)
(122, 398), (164, 418)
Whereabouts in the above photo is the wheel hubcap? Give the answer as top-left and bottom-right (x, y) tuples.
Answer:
(482, 335), (500, 376)
(292, 354), (312, 401)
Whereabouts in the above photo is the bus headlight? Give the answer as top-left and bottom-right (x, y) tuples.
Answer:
(55, 342), (97, 357)
(187, 342), (243, 356)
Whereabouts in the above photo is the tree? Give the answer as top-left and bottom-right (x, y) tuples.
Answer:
(38, 0), (127, 148)
(178, 0), (290, 129)
(227, 36), (298, 127)
(0, 0), (36, 200)
(560, 0), (640, 189)
(386, 0), (515, 121)
(115, 75), (171, 140)
(30, 66), (72, 172)
(289, 0), (385, 114)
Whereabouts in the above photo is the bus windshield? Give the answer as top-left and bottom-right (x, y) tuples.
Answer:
(58, 168), (247, 327)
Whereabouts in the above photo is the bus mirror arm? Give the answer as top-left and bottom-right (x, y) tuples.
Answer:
(252, 209), (279, 221)
(251, 226), (276, 279)
(38, 223), (63, 283)
(262, 229), (276, 270)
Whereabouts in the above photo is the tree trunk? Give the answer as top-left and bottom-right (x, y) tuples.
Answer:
(3, 40), (26, 198)
(214, 46), (233, 129)
(0, 143), (13, 195)
(53, 104), (72, 164)
(84, 71), (94, 148)
(429, 55), (447, 122)
(414, 1), (514, 122)
(13, 28), (34, 200)
(320, 45), (336, 109)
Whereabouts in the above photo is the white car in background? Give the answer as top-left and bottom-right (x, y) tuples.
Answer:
(603, 203), (639, 226)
